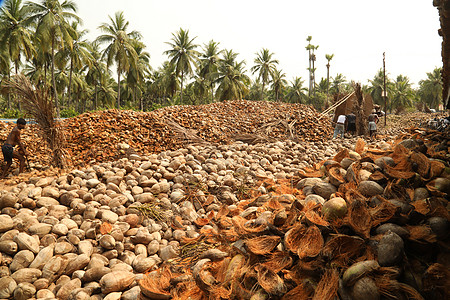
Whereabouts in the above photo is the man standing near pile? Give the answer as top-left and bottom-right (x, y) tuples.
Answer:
(346, 112), (356, 136)
(368, 110), (379, 140)
(333, 114), (347, 139)
(1, 118), (28, 178)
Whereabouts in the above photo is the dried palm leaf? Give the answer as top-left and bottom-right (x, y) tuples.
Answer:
(5, 74), (68, 168)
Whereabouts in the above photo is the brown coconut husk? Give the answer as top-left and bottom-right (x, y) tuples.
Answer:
(322, 234), (366, 266)
(302, 201), (330, 227)
(173, 281), (206, 300)
(348, 199), (372, 238)
(215, 205), (230, 221)
(384, 181), (412, 201)
(281, 281), (315, 299)
(285, 224), (307, 253)
(209, 285), (232, 299)
(347, 161), (362, 184)
(231, 216), (267, 235)
(245, 235), (281, 255)
(343, 184), (366, 205)
(369, 170), (389, 183)
(297, 225), (324, 259)
(422, 263), (450, 299)
(333, 148), (349, 163)
(223, 255), (248, 287)
(306, 208), (330, 227)
(263, 199), (285, 211)
(139, 267), (172, 299)
(410, 152), (430, 178)
(428, 160), (445, 178)
(370, 198), (398, 227)
(376, 278), (424, 300)
(355, 138), (366, 154)
(261, 251), (293, 273)
(328, 167), (346, 186)
(255, 264), (287, 296)
(312, 268), (340, 300)
(384, 165), (416, 180)
(406, 225), (437, 243)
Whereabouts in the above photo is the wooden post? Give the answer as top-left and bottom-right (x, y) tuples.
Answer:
(383, 52), (387, 126)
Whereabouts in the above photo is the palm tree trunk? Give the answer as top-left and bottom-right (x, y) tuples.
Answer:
(326, 64), (330, 108)
(7, 71), (11, 110)
(68, 58), (74, 107)
(210, 84), (214, 104)
(51, 38), (59, 117)
(261, 82), (265, 101)
(180, 70), (184, 104)
(117, 63), (121, 109)
(94, 81), (98, 110)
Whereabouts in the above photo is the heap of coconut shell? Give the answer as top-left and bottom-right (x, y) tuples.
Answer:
(139, 129), (449, 299)
(0, 127), (448, 300)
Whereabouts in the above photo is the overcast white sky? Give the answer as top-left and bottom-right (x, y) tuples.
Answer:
(75, 0), (442, 88)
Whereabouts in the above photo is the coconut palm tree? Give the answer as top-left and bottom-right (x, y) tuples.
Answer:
(85, 41), (108, 110)
(0, 0), (36, 109)
(127, 39), (150, 110)
(0, 0), (35, 74)
(325, 54), (334, 106)
(330, 73), (347, 95)
(214, 51), (250, 101)
(198, 40), (222, 103)
(251, 48), (278, 101)
(164, 28), (199, 105)
(25, 0), (80, 116)
(160, 61), (179, 101)
(418, 67), (442, 110)
(96, 11), (140, 109)
(391, 75), (415, 113)
(270, 68), (287, 102)
(63, 22), (92, 107)
(286, 77), (307, 104)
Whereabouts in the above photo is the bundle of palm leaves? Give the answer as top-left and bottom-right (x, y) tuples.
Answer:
(5, 74), (67, 169)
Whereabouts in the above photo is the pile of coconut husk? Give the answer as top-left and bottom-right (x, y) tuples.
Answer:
(139, 129), (449, 300)
(0, 100), (332, 169)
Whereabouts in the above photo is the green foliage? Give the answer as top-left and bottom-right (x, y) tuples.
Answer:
(60, 107), (78, 118)
(0, 108), (24, 118)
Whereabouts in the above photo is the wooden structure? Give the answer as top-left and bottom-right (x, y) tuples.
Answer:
(331, 93), (374, 123)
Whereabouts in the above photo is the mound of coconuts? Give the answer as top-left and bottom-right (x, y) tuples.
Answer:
(0, 128), (448, 299)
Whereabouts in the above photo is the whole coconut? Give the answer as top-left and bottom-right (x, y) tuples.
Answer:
(322, 197), (347, 220)
(377, 231), (404, 266)
(350, 277), (380, 300)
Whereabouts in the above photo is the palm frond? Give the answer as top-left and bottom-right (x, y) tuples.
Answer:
(4, 74), (68, 168)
